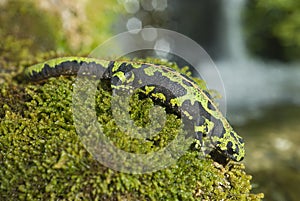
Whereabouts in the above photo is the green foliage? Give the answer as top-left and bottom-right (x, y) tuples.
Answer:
(0, 57), (263, 200)
(243, 0), (300, 62)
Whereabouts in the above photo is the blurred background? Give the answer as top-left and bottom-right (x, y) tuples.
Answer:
(1, 0), (299, 200)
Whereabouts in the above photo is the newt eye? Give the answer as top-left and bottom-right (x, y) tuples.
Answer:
(215, 131), (245, 162)
(225, 141), (240, 160)
(226, 141), (235, 155)
(222, 142), (241, 161)
(223, 132), (245, 162)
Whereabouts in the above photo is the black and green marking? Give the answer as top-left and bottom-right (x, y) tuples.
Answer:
(24, 57), (245, 162)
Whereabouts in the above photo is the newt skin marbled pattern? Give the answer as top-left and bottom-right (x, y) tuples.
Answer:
(24, 57), (245, 162)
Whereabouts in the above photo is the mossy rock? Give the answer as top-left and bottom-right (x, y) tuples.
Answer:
(0, 1), (264, 200)
(0, 0), (123, 54)
(0, 1), (62, 53)
(0, 57), (264, 200)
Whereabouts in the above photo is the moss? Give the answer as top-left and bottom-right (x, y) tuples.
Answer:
(0, 56), (264, 200)
(0, 0), (123, 55)
(0, 33), (71, 87)
(0, 1), (62, 53)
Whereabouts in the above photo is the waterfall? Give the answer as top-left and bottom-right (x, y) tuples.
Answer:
(222, 0), (248, 61)
(215, 0), (300, 124)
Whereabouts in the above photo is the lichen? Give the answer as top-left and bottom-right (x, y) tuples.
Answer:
(0, 56), (264, 200)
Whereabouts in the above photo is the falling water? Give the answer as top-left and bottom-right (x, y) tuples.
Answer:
(222, 0), (248, 61)
(215, 0), (300, 124)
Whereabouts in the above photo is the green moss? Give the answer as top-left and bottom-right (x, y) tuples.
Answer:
(0, 1), (62, 53)
(0, 0), (122, 56)
(0, 57), (264, 200)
